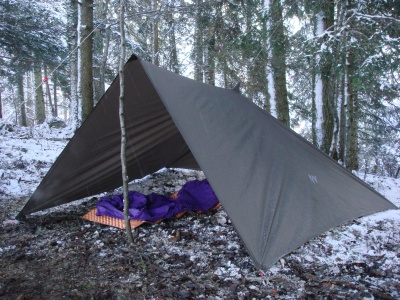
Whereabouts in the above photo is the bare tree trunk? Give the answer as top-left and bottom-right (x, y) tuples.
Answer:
(100, 14), (111, 96)
(53, 73), (58, 117)
(93, 0), (111, 104)
(193, 0), (203, 82)
(346, 48), (359, 170)
(310, 0), (336, 154)
(12, 88), (19, 123)
(345, 0), (359, 171)
(68, 0), (79, 128)
(152, 0), (159, 66)
(204, 37), (215, 86)
(338, 72), (346, 162)
(0, 90), (3, 119)
(270, 0), (289, 125)
(330, 79), (340, 161)
(321, 0), (335, 154)
(311, 49), (317, 146)
(119, 0), (134, 244)
(264, 0), (276, 116)
(34, 64), (46, 124)
(100, 27), (111, 94)
(337, 0), (347, 163)
(44, 66), (55, 117)
(168, 4), (179, 74)
(25, 72), (34, 126)
(395, 166), (400, 179)
(80, 0), (94, 121)
(17, 73), (27, 126)
(330, 0), (345, 161)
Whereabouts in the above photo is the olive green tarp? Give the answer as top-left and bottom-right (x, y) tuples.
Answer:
(18, 55), (397, 270)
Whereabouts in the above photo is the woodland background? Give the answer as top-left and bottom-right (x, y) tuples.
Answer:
(0, 0), (399, 177)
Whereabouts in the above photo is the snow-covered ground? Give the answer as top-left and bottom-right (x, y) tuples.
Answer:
(1, 120), (399, 258)
(0, 121), (72, 198)
(1, 121), (399, 298)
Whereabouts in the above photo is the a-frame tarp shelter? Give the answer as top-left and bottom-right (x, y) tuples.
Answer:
(18, 55), (397, 270)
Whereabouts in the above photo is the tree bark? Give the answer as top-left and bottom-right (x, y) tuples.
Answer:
(203, 36), (215, 86)
(80, 0), (94, 122)
(100, 26), (111, 94)
(0, 90), (3, 119)
(34, 64), (46, 124)
(204, 2), (218, 87)
(152, 0), (159, 66)
(193, 0), (203, 82)
(68, 0), (79, 128)
(395, 166), (400, 179)
(346, 49), (359, 170)
(53, 73), (58, 117)
(345, 0), (359, 171)
(311, 0), (335, 153)
(270, 0), (289, 125)
(168, 4), (179, 74)
(93, 0), (110, 104)
(337, 0), (347, 163)
(44, 66), (55, 117)
(17, 73), (27, 126)
(100, 2), (111, 96)
(119, 0), (134, 244)
(25, 72), (34, 126)
(311, 46), (317, 146)
(321, 0), (335, 154)
(264, 0), (276, 117)
(338, 72), (346, 162)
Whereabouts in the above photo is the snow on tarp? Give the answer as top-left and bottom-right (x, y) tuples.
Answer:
(96, 179), (219, 223)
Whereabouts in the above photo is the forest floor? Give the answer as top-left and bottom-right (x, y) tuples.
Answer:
(0, 121), (400, 300)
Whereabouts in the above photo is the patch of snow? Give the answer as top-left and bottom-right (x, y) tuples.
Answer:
(214, 260), (241, 279)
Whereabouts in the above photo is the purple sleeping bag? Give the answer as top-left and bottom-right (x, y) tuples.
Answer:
(96, 179), (219, 222)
